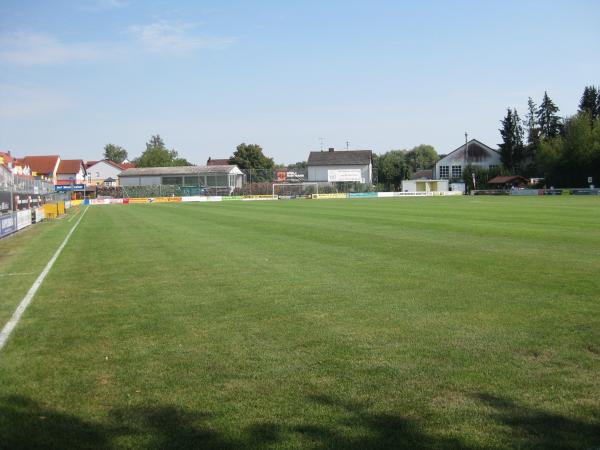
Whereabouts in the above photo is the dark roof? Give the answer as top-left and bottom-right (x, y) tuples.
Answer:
(207, 158), (230, 166)
(57, 159), (85, 174)
(439, 139), (499, 164)
(307, 150), (372, 166)
(22, 155), (60, 175)
(411, 169), (433, 180)
(119, 165), (239, 177)
(488, 175), (529, 184)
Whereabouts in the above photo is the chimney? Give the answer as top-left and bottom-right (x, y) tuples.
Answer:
(328, 147), (334, 152)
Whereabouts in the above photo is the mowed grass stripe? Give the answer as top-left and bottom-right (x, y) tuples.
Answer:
(0, 197), (599, 449)
(0, 207), (84, 329)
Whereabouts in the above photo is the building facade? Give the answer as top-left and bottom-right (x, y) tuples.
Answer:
(307, 149), (373, 183)
(434, 140), (501, 180)
(118, 165), (244, 194)
(86, 160), (127, 186)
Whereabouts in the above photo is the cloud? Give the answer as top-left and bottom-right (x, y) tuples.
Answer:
(0, 84), (74, 119)
(127, 20), (234, 54)
(0, 32), (105, 65)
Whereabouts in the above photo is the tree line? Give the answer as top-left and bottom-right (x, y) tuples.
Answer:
(103, 86), (599, 189)
(499, 86), (600, 187)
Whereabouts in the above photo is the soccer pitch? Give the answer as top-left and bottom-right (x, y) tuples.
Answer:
(0, 197), (599, 449)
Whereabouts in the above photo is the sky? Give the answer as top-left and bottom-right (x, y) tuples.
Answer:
(1, 0), (599, 165)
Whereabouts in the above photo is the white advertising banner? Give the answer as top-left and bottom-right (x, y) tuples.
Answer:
(16, 209), (32, 230)
(327, 169), (363, 183)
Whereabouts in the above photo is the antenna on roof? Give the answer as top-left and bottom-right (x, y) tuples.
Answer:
(319, 137), (325, 151)
(345, 141), (349, 150)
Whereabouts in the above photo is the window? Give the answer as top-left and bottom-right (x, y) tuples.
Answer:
(162, 176), (183, 185)
(451, 165), (462, 178)
(439, 166), (449, 179)
(184, 176), (199, 186)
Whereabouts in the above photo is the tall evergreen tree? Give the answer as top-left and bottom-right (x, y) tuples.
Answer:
(525, 97), (539, 145)
(499, 108), (525, 172)
(578, 86), (598, 120)
(537, 91), (561, 139)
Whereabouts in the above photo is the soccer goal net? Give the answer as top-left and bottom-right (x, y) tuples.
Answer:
(272, 182), (319, 199)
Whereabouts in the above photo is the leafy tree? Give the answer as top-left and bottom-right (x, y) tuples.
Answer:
(578, 86), (599, 120)
(536, 114), (600, 187)
(405, 145), (438, 171)
(287, 161), (307, 170)
(103, 144), (128, 163)
(229, 143), (274, 182)
(499, 108), (525, 172)
(537, 91), (561, 139)
(134, 135), (191, 168)
(462, 164), (505, 191)
(377, 150), (410, 190)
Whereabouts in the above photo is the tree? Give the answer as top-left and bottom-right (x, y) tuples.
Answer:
(537, 91), (561, 139)
(287, 161), (307, 170)
(103, 144), (128, 163)
(524, 97), (540, 145)
(405, 145), (438, 172)
(377, 150), (410, 190)
(134, 135), (191, 168)
(578, 86), (599, 120)
(229, 143), (274, 181)
(499, 108), (525, 172)
(536, 114), (600, 187)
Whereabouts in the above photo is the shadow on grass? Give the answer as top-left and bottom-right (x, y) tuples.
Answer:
(475, 393), (600, 450)
(0, 393), (598, 449)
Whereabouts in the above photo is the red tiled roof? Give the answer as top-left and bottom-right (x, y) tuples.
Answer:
(22, 155), (60, 175)
(119, 162), (136, 169)
(86, 159), (124, 170)
(85, 160), (99, 169)
(57, 159), (84, 174)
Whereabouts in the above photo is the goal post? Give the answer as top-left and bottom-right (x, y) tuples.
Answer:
(272, 182), (320, 199)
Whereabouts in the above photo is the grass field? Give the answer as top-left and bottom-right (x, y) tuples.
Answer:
(0, 197), (599, 449)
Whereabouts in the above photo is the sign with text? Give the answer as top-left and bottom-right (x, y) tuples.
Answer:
(55, 184), (85, 191)
(327, 169), (363, 183)
(275, 169), (306, 182)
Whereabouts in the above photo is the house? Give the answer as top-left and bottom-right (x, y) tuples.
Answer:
(118, 165), (244, 195)
(20, 155), (61, 184)
(307, 148), (373, 183)
(57, 159), (87, 184)
(434, 139), (501, 180)
(86, 160), (127, 186)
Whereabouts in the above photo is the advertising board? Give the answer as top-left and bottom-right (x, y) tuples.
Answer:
(327, 169), (363, 183)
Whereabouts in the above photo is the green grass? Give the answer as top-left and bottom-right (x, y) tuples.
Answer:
(0, 197), (599, 449)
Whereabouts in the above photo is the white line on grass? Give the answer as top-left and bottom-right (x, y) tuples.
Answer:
(0, 206), (89, 352)
(67, 208), (81, 222)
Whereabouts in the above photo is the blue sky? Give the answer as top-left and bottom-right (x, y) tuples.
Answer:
(1, 0), (599, 164)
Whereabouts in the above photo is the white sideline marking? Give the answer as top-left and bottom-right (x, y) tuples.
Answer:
(67, 209), (80, 222)
(0, 206), (89, 352)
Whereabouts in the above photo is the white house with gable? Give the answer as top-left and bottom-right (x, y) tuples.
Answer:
(434, 139), (501, 180)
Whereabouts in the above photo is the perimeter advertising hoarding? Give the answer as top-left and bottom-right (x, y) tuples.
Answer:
(275, 169), (307, 182)
(327, 169), (363, 183)
(0, 213), (16, 237)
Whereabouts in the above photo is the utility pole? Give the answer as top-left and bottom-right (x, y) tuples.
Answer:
(464, 132), (469, 166)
